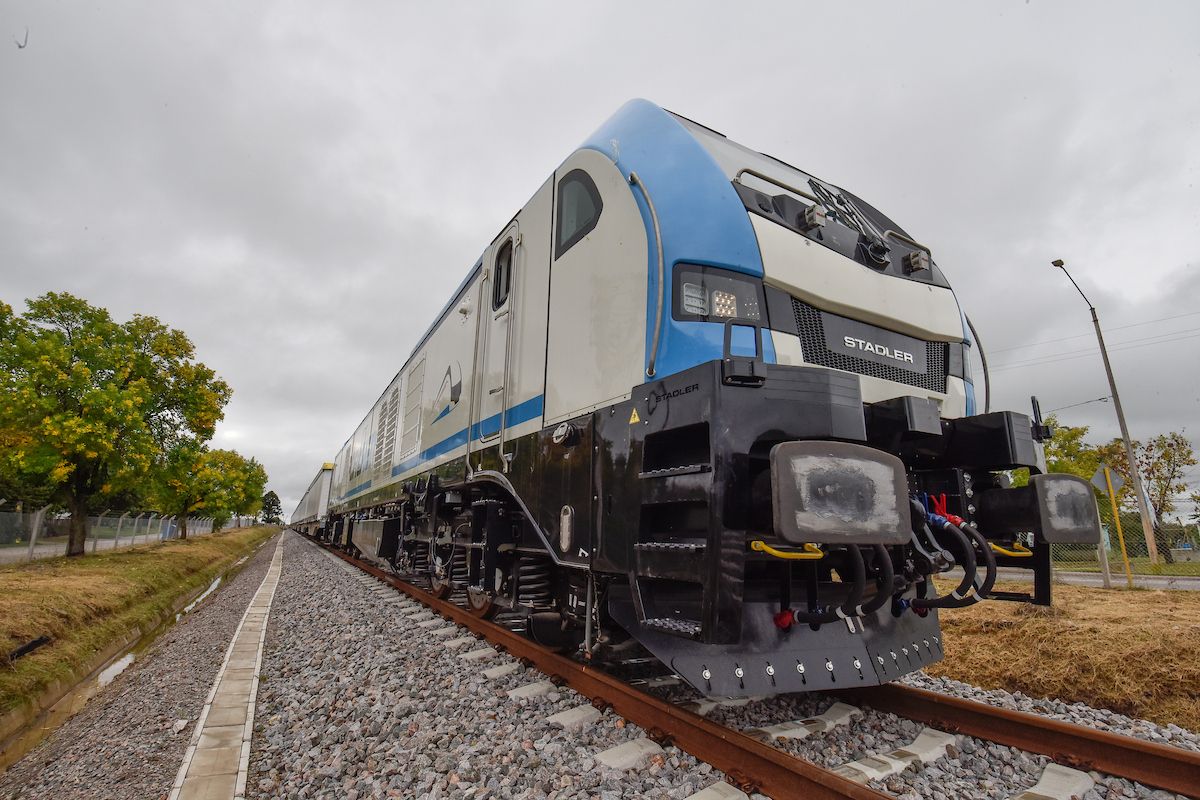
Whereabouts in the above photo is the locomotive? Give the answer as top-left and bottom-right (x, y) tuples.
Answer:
(289, 99), (1100, 698)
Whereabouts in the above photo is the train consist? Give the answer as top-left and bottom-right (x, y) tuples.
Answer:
(290, 100), (1100, 698)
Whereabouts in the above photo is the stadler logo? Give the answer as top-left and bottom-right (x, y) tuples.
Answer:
(842, 336), (915, 365)
(653, 383), (700, 403)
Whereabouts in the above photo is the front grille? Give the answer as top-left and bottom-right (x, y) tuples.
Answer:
(791, 298), (949, 393)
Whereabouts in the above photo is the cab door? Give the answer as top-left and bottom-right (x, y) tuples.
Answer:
(470, 223), (519, 468)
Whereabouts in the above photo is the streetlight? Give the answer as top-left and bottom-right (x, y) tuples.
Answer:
(1052, 258), (1159, 563)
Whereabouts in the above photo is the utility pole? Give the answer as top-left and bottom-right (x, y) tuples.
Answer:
(1052, 259), (1159, 563)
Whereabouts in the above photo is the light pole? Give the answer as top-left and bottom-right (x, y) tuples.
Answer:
(1052, 259), (1159, 563)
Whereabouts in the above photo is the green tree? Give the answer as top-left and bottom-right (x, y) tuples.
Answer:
(0, 293), (230, 555)
(1011, 416), (1102, 487)
(154, 447), (267, 538)
(260, 490), (282, 524)
(1094, 433), (1196, 560)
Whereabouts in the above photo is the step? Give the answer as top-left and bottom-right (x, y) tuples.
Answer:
(638, 464), (712, 479)
(641, 617), (702, 639)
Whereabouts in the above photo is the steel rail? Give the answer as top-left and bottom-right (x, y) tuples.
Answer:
(313, 539), (887, 800)
(841, 685), (1200, 797)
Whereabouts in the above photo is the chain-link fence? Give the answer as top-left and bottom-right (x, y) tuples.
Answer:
(0, 509), (219, 565)
(1050, 508), (1200, 588)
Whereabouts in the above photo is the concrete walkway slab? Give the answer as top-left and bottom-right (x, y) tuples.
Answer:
(169, 535), (286, 800)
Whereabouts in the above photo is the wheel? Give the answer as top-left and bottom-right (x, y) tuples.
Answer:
(466, 586), (497, 619)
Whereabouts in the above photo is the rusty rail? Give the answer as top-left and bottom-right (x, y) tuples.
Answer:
(842, 685), (1200, 797)
(312, 538), (886, 800)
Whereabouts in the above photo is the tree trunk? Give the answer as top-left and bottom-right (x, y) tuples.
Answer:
(179, 514), (188, 540)
(66, 494), (88, 556)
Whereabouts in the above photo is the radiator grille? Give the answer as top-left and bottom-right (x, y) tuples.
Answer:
(791, 298), (949, 393)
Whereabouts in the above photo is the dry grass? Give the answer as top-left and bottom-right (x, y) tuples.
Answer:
(930, 579), (1200, 730)
(0, 526), (277, 713)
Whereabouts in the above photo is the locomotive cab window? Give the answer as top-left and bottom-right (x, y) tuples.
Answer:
(492, 240), (513, 309)
(555, 170), (603, 258)
(672, 264), (764, 323)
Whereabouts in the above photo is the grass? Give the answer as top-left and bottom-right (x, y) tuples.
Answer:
(930, 579), (1200, 730)
(0, 525), (277, 715)
(1050, 556), (1200, 577)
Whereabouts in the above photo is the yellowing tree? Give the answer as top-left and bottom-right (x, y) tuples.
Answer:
(155, 446), (267, 538)
(0, 293), (231, 555)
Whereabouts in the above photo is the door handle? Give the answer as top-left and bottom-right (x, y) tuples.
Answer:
(488, 386), (504, 395)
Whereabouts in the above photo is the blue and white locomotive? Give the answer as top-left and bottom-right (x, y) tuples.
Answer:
(290, 100), (1099, 698)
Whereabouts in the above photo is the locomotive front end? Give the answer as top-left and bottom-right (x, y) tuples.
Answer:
(600, 109), (1102, 697)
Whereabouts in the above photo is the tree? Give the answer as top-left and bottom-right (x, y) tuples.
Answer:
(0, 293), (230, 555)
(1010, 416), (1102, 488)
(1094, 432), (1196, 561)
(154, 447), (267, 538)
(260, 490), (282, 524)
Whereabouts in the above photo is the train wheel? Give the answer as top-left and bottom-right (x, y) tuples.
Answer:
(430, 566), (453, 599)
(466, 587), (497, 619)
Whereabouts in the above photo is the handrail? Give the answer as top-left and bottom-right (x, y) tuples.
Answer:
(751, 540), (824, 560)
(883, 228), (933, 256)
(990, 541), (1034, 558)
(734, 167), (821, 204)
(629, 172), (665, 378)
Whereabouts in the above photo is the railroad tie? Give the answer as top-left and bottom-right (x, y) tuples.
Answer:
(481, 662), (520, 680)
(1007, 764), (1095, 800)
(595, 737), (665, 770)
(682, 782), (750, 800)
(831, 728), (957, 783)
(748, 701), (861, 741)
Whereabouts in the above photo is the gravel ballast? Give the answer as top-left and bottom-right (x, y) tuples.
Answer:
(247, 533), (727, 799)
(0, 533), (280, 800)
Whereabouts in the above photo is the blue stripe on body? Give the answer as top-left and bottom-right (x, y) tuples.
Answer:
(389, 394), (545, 479)
(578, 99), (776, 379)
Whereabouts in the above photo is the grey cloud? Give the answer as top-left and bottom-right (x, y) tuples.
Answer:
(1, 1), (1197, 515)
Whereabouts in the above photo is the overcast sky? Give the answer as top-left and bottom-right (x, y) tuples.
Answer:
(2, 2), (1197, 518)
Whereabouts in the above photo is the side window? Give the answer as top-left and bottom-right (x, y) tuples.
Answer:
(555, 169), (603, 258)
(492, 240), (513, 309)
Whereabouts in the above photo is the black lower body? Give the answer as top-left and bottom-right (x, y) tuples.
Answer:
(313, 359), (1095, 698)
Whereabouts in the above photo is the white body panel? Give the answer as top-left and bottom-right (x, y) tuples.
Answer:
(750, 216), (963, 342)
(291, 464), (334, 525)
(771, 332), (967, 417)
(328, 178), (561, 509)
(544, 149), (649, 425)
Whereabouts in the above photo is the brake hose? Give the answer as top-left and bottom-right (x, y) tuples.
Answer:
(855, 544), (896, 617)
(957, 522), (998, 603)
(788, 544), (866, 626)
(911, 520), (977, 610)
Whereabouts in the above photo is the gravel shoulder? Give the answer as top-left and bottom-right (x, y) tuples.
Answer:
(0, 532), (280, 800)
(248, 534), (726, 800)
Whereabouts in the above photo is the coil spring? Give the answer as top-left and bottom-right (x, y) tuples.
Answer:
(516, 558), (553, 609)
(448, 547), (467, 581)
(408, 541), (430, 574)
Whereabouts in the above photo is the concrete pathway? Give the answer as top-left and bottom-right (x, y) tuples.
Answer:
(169, 536), (284, 800)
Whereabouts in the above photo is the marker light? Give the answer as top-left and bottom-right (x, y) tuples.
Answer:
(681, 282), (708, 316)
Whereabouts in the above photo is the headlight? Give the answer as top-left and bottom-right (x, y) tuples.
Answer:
(673, 264), (763, 322)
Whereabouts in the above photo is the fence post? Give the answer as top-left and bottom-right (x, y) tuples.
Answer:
(1097, 539), (1113, 589)
(114, 511), (130, 549)
(26, 505), (50, 563)
(93, 510), (109, 553)
(146, 514), (159, 546)
(157, 515), (167, 540)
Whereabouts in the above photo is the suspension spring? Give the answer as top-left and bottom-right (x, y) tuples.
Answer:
(516, 558), (553, 609)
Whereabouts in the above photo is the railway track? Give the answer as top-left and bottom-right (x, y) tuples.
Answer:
(313, 538), (1200, 799)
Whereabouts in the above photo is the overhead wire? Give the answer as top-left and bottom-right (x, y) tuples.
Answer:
(990, 329), (1200, 372)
